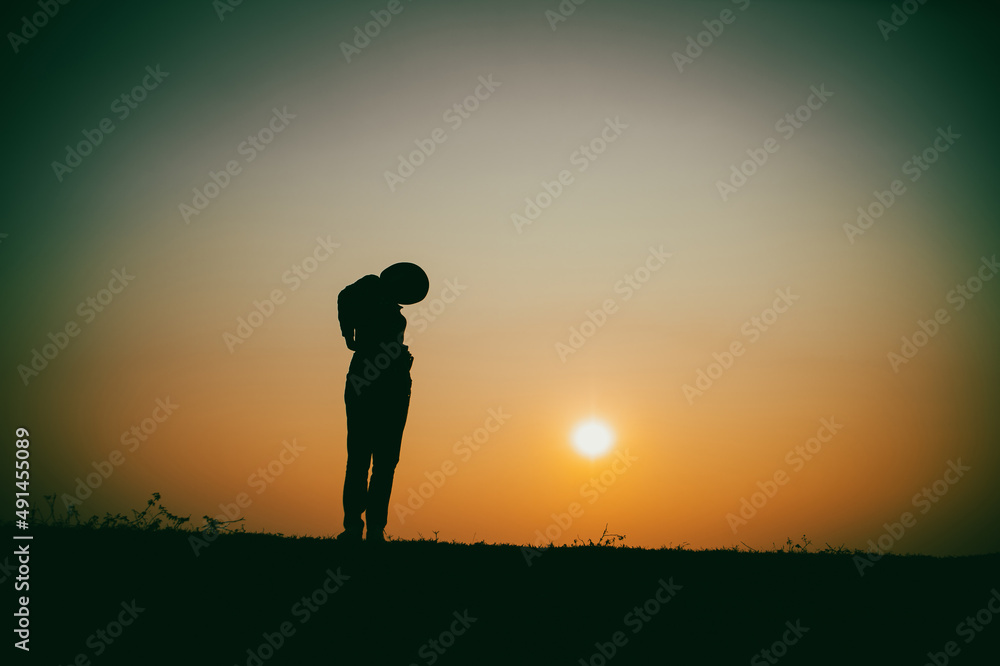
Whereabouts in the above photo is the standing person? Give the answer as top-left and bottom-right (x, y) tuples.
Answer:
(337, 262), (429, 544)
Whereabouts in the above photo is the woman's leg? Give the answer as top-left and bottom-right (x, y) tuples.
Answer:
(342, 379), (375, 535)
(365, 374), (411, 538)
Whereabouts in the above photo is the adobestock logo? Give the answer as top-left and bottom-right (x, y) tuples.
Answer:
(555, 246), (671, 362)
(179, 107), (296, 224)
(671, 0), (751, 74)
(682, 288), (799, 404)
(51, 65), (170, 182)
(921, 588), (1000, 666)
(844, 126), (961, 244)
(8, 0), (74, 54)
(716, 84), (833, 202)
(340, 0), (415, 63)
(725, 417), (843, 534)
(384, 77), (501, 193)
(854, 458), (971, 576)
(189, 438), (307, 556)
(544, 0), (590, 31)
(60, 397), (180, 509)
(511, 117), (628, 234)
(402, 278), (468, 344)
(222, 236), (339, 354)
(877, 0), (929, 41)
(17, 268), (136, 387)
(576, 578), (683, 666)
(394, 407), (511, 524)
(522, 448), (638, 566)
(886, 254), (996, 373)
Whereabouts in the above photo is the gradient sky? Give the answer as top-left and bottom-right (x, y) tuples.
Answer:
(3, 0), (999, 556)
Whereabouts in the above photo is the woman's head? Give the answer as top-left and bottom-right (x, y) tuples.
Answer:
(380, 262), (429, 305)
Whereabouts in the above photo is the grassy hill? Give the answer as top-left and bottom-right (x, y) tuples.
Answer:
(8, 504), (1000, 665)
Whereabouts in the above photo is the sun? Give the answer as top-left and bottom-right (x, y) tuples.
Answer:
(571, 419), (615, 458)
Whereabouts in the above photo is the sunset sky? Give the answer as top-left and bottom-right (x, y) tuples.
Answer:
(3, 0), (998, 556)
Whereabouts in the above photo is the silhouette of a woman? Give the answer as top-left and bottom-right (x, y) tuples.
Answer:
(337, 263), (429, 543)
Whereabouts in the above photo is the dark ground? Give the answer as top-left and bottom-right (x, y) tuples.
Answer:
(9, 525), (1000, 665)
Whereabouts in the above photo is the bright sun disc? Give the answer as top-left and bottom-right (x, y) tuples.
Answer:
(571, 419), (615, 457)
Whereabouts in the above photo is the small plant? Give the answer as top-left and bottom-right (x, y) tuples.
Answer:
(25, 492), (243, 534)
(200, 514), (246, 536)
(772, 534), (812, 553)
(30, 494), (80, 527)
(573, 523), (627, 547)
(413, 531), (441, 543)
(819, 542), (860, 555)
